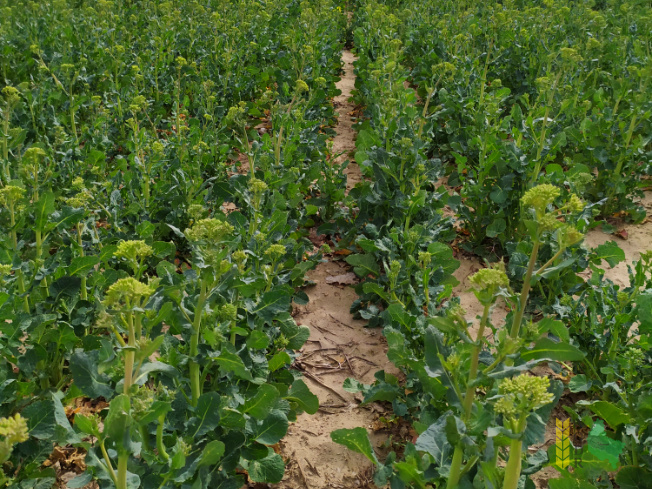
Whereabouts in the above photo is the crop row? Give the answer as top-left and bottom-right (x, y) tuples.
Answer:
(0, 0), (347, 488)
(333, 0), (652, 488)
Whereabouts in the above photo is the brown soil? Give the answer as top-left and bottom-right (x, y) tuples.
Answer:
(273, 46), (397, 489)
(333, 50), (363, 192)
(584, 191), (652, 286)
(275, 261), (399, 489)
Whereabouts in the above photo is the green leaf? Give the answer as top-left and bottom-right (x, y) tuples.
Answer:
(520, 338), (586, 362)
(638, 291), (652, 334)
(576, 401), (631, 429)
(285, 379), (319, 414)
(104, 395), (131, 453)
(215, 347), (253, 381)
(23, 394), (74, 442)
(280, 322), (311, 350)
(268, 352), (291, 372)
(198, 440), (226, 468)
(568, 374), (592, 393)
(345, 254), (379, 278)
(34, 191), (55, 230)
(66, 473), (93, 489)
(252, 410), (289, 445)
(427, 242), (460, 275)
(616, 466), (652, 489)
(594, 241), (625, 268)
(138, 401), (172, 426)
(70, 350), (114, 399)
(74, 414), (100, 437)
(152, 241), (176, 259)
(244, 384), (280, 420)
(246, 330), (270, 349)
(188, 392), (221, 438)
(331, 427), (379, 465)
(247, 289), (291, 321)
(362, 282), (390, 301)
(486, 218), (506, 238)
(586, 420), (624, 469)
(415, 415), (452, 468)
(68, 256), (100, 277)
(247, 450), (285, 483)
(537, 317), (570, 343)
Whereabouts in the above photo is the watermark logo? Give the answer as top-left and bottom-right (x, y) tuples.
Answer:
(554, 418), (624, 470)
(555, 418), (572, 469)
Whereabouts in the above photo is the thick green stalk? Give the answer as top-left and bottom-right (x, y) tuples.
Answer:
(190, 279), (207, 405)
(124, 311), (135, 395)
(77, 224), (87, 301)
(447, 445), (465, 489)
(100, 440), (118, 485)
(509, 241), (540, 340)
(156, 414), (169, 461)
(9, 201), (29, 312)
(463, 303), (491, 418)
(503, 417), (527, 489)
(447, 303), (492, 489)
(117, 453), (128, 489)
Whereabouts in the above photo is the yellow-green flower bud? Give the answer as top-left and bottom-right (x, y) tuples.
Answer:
(185, 218), (234, 243)
(115, 240), (154, 262)
(103, 277), (155, 307)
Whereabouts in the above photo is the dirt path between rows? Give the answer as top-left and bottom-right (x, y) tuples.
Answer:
(274, 49), (395, 489)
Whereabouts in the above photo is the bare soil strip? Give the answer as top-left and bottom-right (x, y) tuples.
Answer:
(274, 50), (396, 489)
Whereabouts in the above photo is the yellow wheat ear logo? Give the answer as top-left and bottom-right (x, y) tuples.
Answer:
(555, 418), (571, 469)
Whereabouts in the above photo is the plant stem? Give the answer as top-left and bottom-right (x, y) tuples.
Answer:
(447, 443), (465, 489)
(503, 417), (527, 489)
(509, 240), (540, 340)
(190, 279), (207, 405)
(100, 440), (118, 485)
(117, 453), (128, 489)
(156, 414), (169, 461)
(462, 303), (491, 418)
(124, 311), (135, 394)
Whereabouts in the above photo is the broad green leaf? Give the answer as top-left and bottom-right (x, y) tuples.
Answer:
(576, 401), (630, 429)
(247, 450), (285, 483)
(252, 410), (289, 445)
(268, 352), (291, 372)
(68, 256), (100, 277)
(520, 338), (585, 362)
(638, 291), (652, 333)
(594, 241), (625, 268)
(616, 466), (652, 489)
(104, 395), (131, 454)
(285, 379), (319, 414)
(152, 241), (176, 258)
(280, 321), (311, 350)
(188, 392), (221, 437)
(568, 374), (592, 393)
(66, 473), (93, 489)
(247, 289), (291, 321)
(362, 282), (390, 301)
(244, 384), (280, 420)
(198, 440), (226, 467)
(486, 218), (506, 238)
(537, 317), (570, 343)
(345, 254), (379, 278)
(34, 191), (55, 230)
(331, 427), (379, 465)
(427, 242), (460, 275)
(215, 348), (253, 381)
(138, 401), (172, 425)
(246, 330), (270, 349)
(70, 350), (114, 399)
(586, 421), (624, 469)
